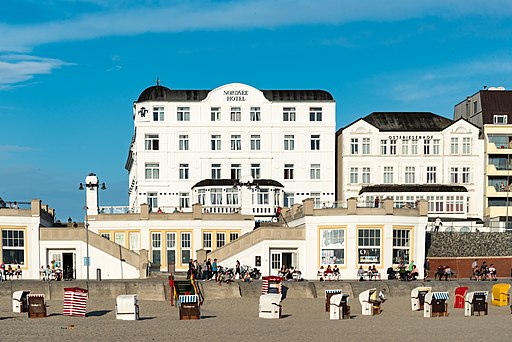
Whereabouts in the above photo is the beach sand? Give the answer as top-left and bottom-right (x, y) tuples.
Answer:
(1, 294), (512, 341)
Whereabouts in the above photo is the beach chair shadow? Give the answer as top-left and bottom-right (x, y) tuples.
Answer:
(48, 313), (63, 317)
(138, 316), (156, 320)
(281, 314), (292, 319)
(86, 310), (111, 317)
(281, 285), (288, 300)
(199, 315), (216, 319)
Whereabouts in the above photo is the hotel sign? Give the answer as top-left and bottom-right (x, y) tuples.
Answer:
(224, 90), (248, 101)
(387, 135), (433, 140)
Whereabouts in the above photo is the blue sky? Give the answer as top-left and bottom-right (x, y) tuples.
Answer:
(1, 0), (512, 222)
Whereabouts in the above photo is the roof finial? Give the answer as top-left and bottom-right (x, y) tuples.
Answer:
(156, 77), (160, 86)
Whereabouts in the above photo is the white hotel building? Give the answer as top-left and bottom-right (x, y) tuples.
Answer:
(125, 82), (336, 219)
(336, 112), (485, 223)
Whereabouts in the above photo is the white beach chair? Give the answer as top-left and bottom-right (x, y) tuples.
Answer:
(359, 288), (380, 316)
(12, 290), (30, 313)
(424, 292), (449, 318)
(411, 286), (431, 311)
(465, 291), (488, 317)
(116, 294), (139, 320)
(259, 294), (282, 319)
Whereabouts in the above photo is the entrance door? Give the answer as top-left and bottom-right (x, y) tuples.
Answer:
(282, 252), (293, 269)
(62, 253), (74, 280)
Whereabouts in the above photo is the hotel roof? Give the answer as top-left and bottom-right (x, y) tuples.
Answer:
(362, 112), (453, 132)
(136, 85), (334, 103)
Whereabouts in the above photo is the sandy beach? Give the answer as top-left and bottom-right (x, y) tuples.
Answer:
(2, 284), (512, 342)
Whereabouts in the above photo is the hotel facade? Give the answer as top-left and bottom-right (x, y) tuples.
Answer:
(125, 83), (336, 220)
(336, 112), (484, 223)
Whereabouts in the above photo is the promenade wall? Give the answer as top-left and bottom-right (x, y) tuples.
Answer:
(0, 279), (505, 301)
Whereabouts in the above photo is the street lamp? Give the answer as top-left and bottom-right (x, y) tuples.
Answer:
(79, 173), (106, 281)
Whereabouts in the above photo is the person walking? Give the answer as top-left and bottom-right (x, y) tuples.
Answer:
(424, 258), (431, 281)
(212, 258), (218, 282)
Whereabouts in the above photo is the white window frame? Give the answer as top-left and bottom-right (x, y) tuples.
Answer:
(350, 167), (359, 184)
(145, 163), (159, 180)
(1, 229), (25, 264)
(179, 192), (190, 208)
(231, 134), (242, 151)
(230, 107), (241, 121)
(153, 106), (164, 121)
(211, 134), (221, 151)
(284, 135), (295, 151)
(145, 134), (159, 151)
(179, 135), (189, 151)
(351, 138), (359, 155)
(211, 163), (221, 179)
(177, 107), (190, 121)
(309, 107), (322, 121)
(362, 138), (371, 155)
(283, 107), (296, 121)
(362, 167), (371, 184)
(311, 134), (320, 150)
(383, 166), (393, 184)
(179, 163), (189, 180)
(211, 107), (221, 121)
(250, 134), (261, 151)
(404, 166), (415, 184)
(250, 107), (261, 121)
(251, 163), (261, 179)
(358, 228), (381, 264)
(310, 164), (320, 180)
(284, 164), (294, 180)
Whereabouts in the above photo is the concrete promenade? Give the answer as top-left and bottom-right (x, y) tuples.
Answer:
(1, 278), (510, 301)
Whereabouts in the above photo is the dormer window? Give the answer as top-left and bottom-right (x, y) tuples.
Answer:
(494, 115), (508, 124)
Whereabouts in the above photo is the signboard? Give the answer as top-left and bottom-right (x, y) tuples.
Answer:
(84, 256), (90, 266)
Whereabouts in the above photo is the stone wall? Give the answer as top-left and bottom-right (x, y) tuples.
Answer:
(426, 232), (512, 257)
(426, 232), (512, 279)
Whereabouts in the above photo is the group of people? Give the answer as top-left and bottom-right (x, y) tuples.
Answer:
(0, 263), (22, 281)
(470, 259), (498, 281)
(357, 265), (381, 281)
(279, 265), (303, 281)
(434, 265), (454, 280)
(188, 258), (219, 281)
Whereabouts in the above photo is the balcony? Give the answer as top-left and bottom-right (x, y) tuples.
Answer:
(487, 142), (512, 154)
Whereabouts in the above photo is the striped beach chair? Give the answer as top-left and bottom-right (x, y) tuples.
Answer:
(424, 291), (449, 318)
(63, 287), (88, 317)
(178, 294), (200, 320)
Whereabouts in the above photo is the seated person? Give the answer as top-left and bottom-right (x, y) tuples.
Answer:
(443, 266), (452, 280)
(371, 265), (381, 280)
(398, 265), (407, 281)
(409, 265), (419, 280)
(435, 265), (445, 280)
(386, 267), (397, 280)
(324, 265), (333, 279)
(286, 267), (294, 280)
(367, 266), (373, 280)
(357, 265), (366, 281)
(378, 289), (387, 303)
(280, 265), (287, 277)
(318, 266), (325, 281)
(333, 265), (340, 279)
(488, 264), (497, 281)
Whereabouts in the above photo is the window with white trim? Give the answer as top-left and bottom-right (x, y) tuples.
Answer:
(177, 107), (190, 121)
(197, 189), (206, 205)
(210, 189), (222, 205)
(153, 106), (164, 121)
(462, 167), (470, 183)
(145, 134), (159, 150)
(358, 228), (381, 264)
(230, 232), (239, 242)
(423, 139), (430, 155)
(211, 107), (221, 121)
(230, 164), (241, 180)
(405, 166), (415, 184)
(203, 232), (212, 249)
(283, 107), (296, 121)
(392, 229), (410, 264)
(181, 232), (191, 265)
(402, 139), (409, 155)
(310, 164), (320, 180)
(226, 188), (238, 205)
(320, 228), (345, 265)
(311, 192), (321, 208)
(462, 137), (471, 154)
(380, 140), (388, 155)
(284, 164), (294, 180)
(350, 167), (358, 183)
(411, 139), (418, 154)
(166, 232), (176, 265)
(450, 137), (459, 155)
(179, 164), (189, 180)
(456, 195), (464, 212)
(450, 167), (459, 183)
(284, 135), (295, 150)
(1, 229), (25, 264)
(426, 166), (437, 183)
(362, 167), (371, 183)
(257, 189), (270, 205)
(251, 163), (261, 179)
(250, 107), (261, 121)
(390, 139), (397, 155)
(435, 196), (444, 212)
(351, 138), (359, 155)
(211, 134), (221, 150)
(231, 134), (241, 150)
(151, 232), (161, 265)
(147, 192), (158, 210)
(433, 139), (440, 155)
(494, 115), (507, 124)
(211, 164), (221, 179)
(216, 232), (226, 248)
(310, 135), (320, 150)
(250, 134), (261, 150)
(230, 107), (241, 121)
(145, 163), (159, 179)
(284, 192), (294, 207)
(383, 166), (393, 184)
(179, 192), (190, 208)
(179, 134), (189, 151)
(309, 107), (322, 121)
(362, 138), (371, 154)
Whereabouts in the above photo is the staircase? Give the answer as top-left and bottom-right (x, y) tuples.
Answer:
(208, 226), (305, 262)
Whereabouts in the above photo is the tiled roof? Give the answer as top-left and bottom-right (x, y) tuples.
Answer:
(136, 85), (334, 102)
(359, 184), (468, 194)
(362, 112), (452, 131)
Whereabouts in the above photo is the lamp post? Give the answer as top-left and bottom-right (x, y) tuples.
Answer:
(79, 174), (106, 281)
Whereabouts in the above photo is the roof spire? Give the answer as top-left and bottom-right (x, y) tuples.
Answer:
(156, 77), (160, 86)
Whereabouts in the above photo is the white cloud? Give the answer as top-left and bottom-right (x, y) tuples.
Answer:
(1, 0), (512, 53)
(0, 145), (35, 152)
(0, 55), (73, 89)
